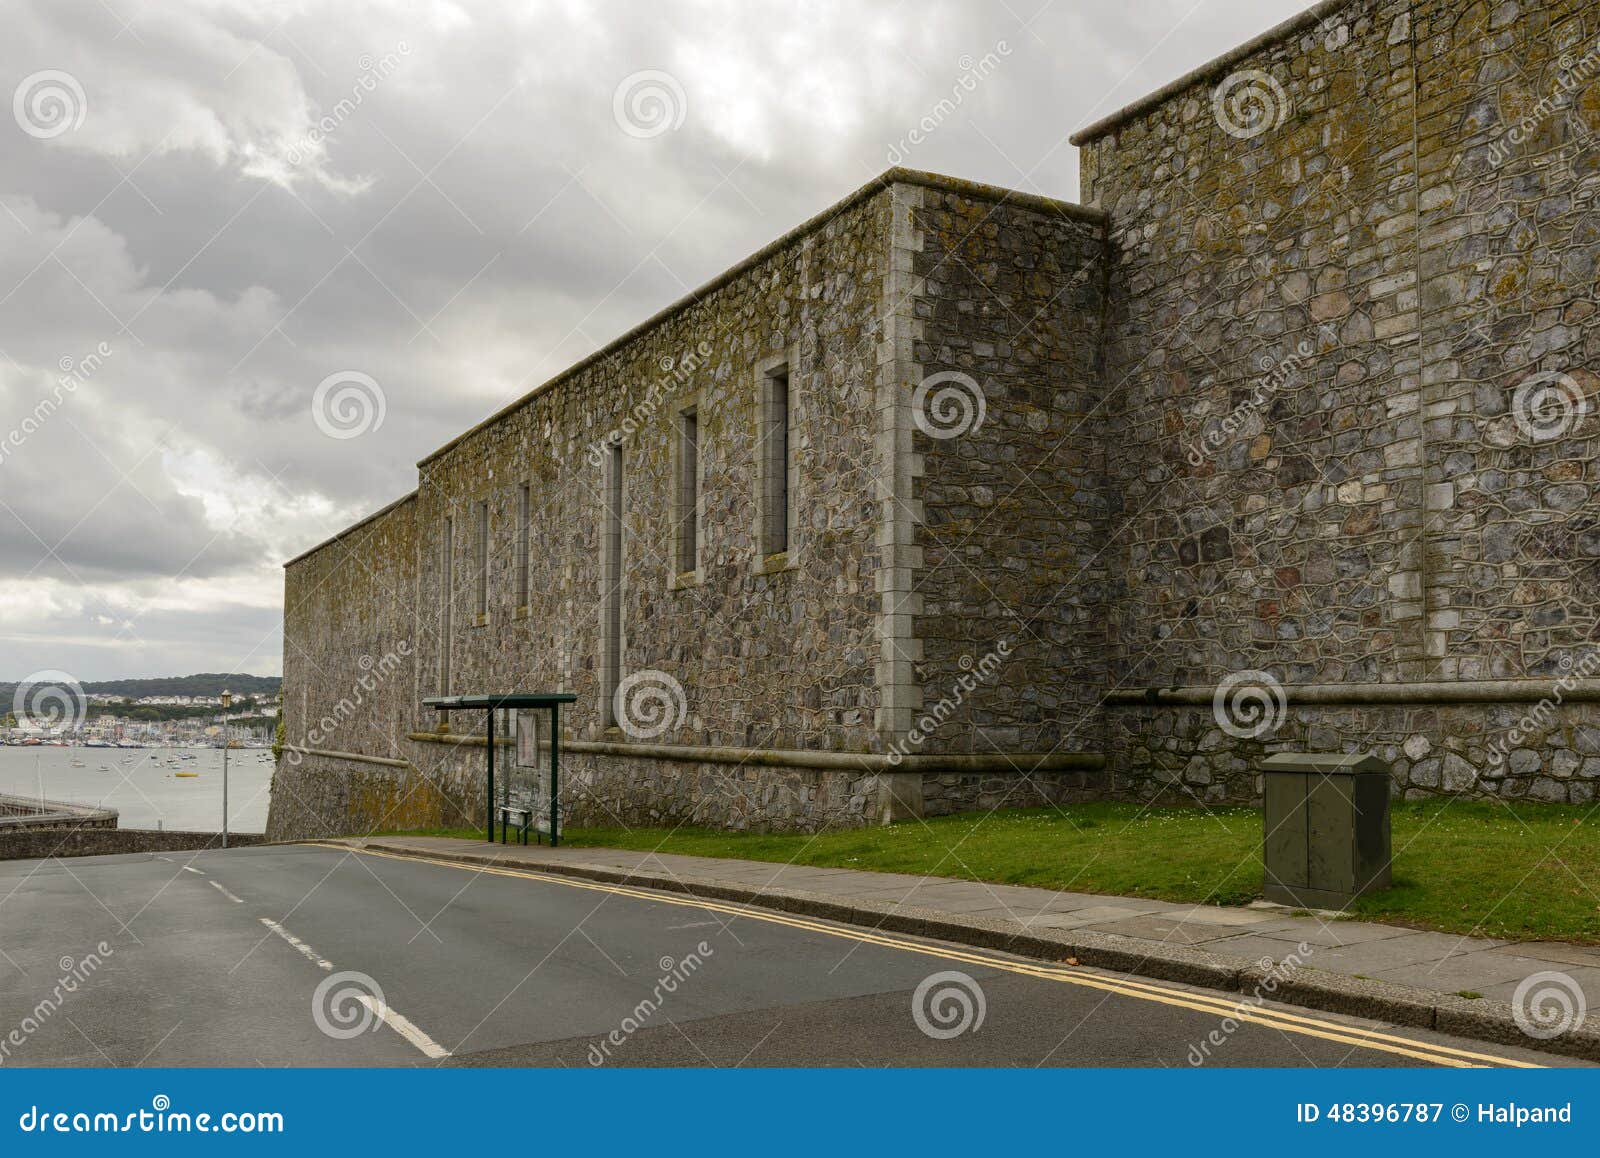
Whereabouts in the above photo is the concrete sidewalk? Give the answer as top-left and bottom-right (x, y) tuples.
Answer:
(332, 834), (1600, 1061)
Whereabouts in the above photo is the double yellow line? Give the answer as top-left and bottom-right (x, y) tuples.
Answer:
(316, 842), (1537, 1069)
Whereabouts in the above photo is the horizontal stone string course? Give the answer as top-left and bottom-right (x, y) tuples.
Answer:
(406, 731), (1105, 772)
(1107, 680), (1600, 706)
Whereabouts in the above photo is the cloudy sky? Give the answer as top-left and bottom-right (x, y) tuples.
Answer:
(0, 0), (1309, 681)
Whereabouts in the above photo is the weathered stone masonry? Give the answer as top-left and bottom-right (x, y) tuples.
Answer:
(271, 0), (1600, 837)
(1078, 0), (1600, 804)
(272, 171), (1108, 838)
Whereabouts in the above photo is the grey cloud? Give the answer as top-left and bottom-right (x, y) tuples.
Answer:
(0, 0), (1310, 678)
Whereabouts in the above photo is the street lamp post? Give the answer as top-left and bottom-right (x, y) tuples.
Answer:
(220, 688), (231, 849)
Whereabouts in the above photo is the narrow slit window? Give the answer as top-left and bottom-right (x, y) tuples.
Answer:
(439, 516), (454, 695)
(517, 484), (531, 607)
(474, 500), (489, 618)
(760, 366), (790, 555)
(678, 409), (699, 574)
(602, 444), (624, 726)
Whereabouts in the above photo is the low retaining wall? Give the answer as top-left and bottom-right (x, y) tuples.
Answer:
(0, 828), (268, 861)
(1106, 696), (1600, 805)
(269, 740), (1111, 837)
(267, 748), (478, 841)
(0, 792), (118, 831)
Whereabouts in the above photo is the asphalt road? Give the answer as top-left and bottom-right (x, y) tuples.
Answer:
(0, 844), (1575, 1068)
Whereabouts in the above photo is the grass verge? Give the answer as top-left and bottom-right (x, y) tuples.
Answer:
(377, 798), (1600, 944)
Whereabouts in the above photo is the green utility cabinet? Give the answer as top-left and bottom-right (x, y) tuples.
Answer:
(1261, 752), (1392, 909)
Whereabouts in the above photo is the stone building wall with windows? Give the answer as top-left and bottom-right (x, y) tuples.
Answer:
(1077, 0), (1600, 803)
(269, 170), (1113, 838)
(272, 0), (1600, 840)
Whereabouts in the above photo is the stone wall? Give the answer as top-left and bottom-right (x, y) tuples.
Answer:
(909, 186), (1110, 761)
(0, 829), (267, 861)
(272, 0), (1600, 835)
(270, 171), (1111, 838)
(0, 793), (117, 830)
(1075, 0), (1600, 802)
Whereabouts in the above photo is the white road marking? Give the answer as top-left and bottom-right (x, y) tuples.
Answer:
(257, 918), (448, 1060)
(356, 996), (452, 1059)
(182, 866), (205, 875)
(259, 918), (333, 970)
(209, 880), (244, 904)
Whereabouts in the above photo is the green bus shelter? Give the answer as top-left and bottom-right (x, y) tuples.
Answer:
(422, 693), (577, 846)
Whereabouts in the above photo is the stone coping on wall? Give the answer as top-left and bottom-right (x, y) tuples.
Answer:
(1106, 679), (1600, 707)
(282, 746), (411, 768)
(1068, 0), (1357, 145)
(405, 731), (1105, 774)
(411, 168), (1105, 471)
(0, 792), (118, 830)
(282, 490), (416, 568)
